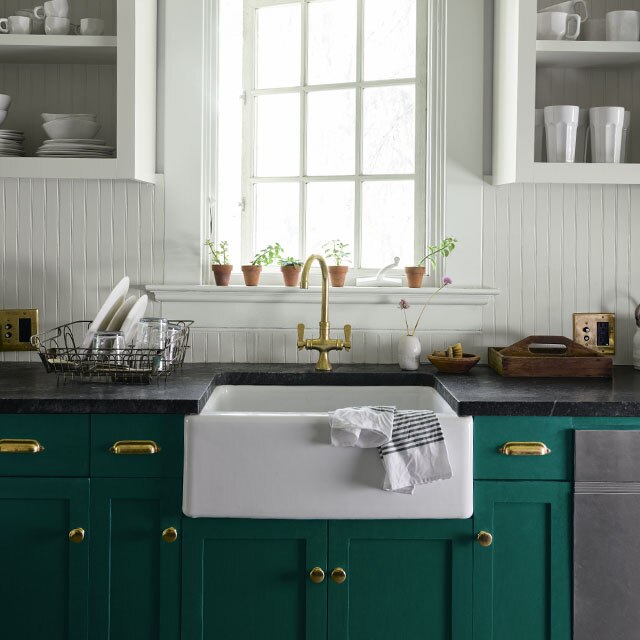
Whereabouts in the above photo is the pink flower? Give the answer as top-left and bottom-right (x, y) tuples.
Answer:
(442, 276), (452, 286)
(398, 299), (410, 310)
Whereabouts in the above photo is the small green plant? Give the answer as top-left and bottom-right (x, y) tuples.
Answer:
(279, 256), (303, 267)
(322, 240), (351, 266)
(204, 240), (230, 265)
(251, 243), (283, 267)
(417, 237), (458, 268)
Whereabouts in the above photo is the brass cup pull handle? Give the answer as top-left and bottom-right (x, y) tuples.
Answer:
(0, 438), (45, 454)
(477, 531), (493, 548)
(297, 323), (306, 350)
(309, 567), (325, 584)
(331, 567), (347, 584)
(162, 527), (178, 543)
(109, 440), (161, 455)
(343, 324), (352, 351)
(69, 528), (85, 544)
(499, 442), (551, 456)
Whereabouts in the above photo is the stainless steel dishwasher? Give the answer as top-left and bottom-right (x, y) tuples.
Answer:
(574, 430), (640, 640)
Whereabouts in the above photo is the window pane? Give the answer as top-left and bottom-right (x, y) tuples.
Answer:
(362, 85), (415, 174)
(255, 93), (300, 177)
(363, 0), (416, 81)
(361, 181), (414, 268)
(308, 0), (357, 85)
(256, 4), (301, 89)
(307, 90), (356, 176)
(255, 183), (300, 260)
(306, 182), (355, 259)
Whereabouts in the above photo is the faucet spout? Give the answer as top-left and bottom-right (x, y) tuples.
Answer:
(300, 254), (329, 328)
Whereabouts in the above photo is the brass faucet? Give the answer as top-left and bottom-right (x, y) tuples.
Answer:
(297, 254), (351, 371)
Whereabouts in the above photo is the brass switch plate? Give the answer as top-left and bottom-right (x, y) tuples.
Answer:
(573, 313), (615, 355)
(0, 309), (39, 352)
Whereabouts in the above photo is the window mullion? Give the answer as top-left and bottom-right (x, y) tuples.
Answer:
(354, 0), (364, 270)
(299, 0), (308, 261)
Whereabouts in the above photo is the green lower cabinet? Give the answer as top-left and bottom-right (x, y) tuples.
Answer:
(0, 478), (89, 640)
(182, 519), (327, 640)
(89, 478), (182, 640)
(473, 481), (572, 640)
(329, 520), (473, 640)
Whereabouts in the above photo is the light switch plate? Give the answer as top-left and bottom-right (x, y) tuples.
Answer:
(573, 312), (615, 355)
(0, 309), (39, 351)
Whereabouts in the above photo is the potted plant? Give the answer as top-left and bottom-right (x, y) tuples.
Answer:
(241, 243), (283, 286)
(204, 239), (233, 286)
(322, 240), (351, 287)
(405, 237), (458, 288)
(279, 256), (304, 287)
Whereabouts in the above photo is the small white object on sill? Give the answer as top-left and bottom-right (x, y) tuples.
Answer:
(356, 257), (402, 287)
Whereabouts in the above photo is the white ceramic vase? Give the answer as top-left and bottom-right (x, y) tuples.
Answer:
(398, 335), (421, 371)
(633, 328), (640, 370)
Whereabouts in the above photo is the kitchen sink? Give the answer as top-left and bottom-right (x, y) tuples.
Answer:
(183, 385), (473, 519)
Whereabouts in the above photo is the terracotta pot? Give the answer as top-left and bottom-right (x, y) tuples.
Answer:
(328, 265), (349, 287)
(405, 266), (426, 288)
(241, 265), (262, 286)
(211, 264), (233, 286)
(280, 265), (302, 287)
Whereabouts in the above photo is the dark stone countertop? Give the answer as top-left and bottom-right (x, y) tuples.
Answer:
(1, 362), (640, 417)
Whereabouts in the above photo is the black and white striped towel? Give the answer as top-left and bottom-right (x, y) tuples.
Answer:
(379, 409), (452, 494)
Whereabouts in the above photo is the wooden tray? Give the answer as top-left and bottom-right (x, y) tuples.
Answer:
(488, 336), (612, 378)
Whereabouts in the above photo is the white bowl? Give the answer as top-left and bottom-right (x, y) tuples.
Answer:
(42, 118), (101, 140)
(41, 113), (97, 122)
(0, 95), (11, 110)
(0, 110), (7, 127)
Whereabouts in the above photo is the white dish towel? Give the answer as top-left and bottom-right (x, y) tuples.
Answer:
(329, 406), (452, 494)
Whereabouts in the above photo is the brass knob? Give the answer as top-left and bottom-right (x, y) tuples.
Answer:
(331, 567), (347, 584)
(69, 528), (85, 544)
(309, 567), (325, 584)
(162, 527), (178, 543)
(477, 531), (493, 547)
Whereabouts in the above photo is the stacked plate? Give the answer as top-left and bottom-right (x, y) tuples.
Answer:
(35, 113), (115, 158)
(36, 139), (115, 158)
(0, 130), (26, 157)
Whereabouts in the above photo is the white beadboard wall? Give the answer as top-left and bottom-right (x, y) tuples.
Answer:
(0, 178), (163, 361)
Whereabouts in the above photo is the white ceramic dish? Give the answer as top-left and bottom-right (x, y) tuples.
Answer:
(0, 94), (11, 110)
(120, 295), (148, 346)
(0, 110), (7, 127)
(81, 276), (130, 349)
(42, 138), (105, 145)
(42, 118), (101, 140)
(106, 296), (137, 332)
(41, 113), (97, 122)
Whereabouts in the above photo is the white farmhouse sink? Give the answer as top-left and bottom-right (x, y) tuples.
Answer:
(183, 385), (473, 520)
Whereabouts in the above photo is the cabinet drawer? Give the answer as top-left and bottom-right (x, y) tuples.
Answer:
(91, 415), (183, 478)
(474, 417), (572, 481)
(0, 414), (90, 477)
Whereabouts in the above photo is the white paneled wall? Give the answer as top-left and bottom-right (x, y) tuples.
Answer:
(0, 178), (163, 361)
(482, 183), (640, 364)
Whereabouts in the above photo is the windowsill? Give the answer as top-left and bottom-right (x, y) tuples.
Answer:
(146, 284), (500, 306)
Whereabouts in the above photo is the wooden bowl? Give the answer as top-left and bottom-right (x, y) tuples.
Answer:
(427, 352), (480, 374)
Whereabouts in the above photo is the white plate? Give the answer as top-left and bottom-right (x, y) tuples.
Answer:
(105, 295), (137, 332)
(42, 139), (106, 145)
(40, 144), (115, 150)
(0, 143), (22, 149)
(120, 294), (148, 346)
(0, 152), (25, 156)
(36, 152), (114, 157)
(81, 276), (130, 349)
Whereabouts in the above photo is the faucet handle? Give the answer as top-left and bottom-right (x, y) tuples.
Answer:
(297, 323), (306, 350)
(343, 324), (352, 351)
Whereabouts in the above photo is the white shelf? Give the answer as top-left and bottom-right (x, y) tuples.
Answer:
(0, 157), (120, 179)
(0, 35), (116, 65)
(533, 162), (640, 184)
(537, 40), (640, 69)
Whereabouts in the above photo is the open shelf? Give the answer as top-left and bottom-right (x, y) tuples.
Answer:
(0, 35), (117, 64)
(533, 162), (640, 184)
(537, 40), (640, 69)
(0, 157), (119, 179)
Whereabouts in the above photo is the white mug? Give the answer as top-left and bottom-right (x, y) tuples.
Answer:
(80, 18), (104, 36)
(34, 0), (69, 19)
(535, 109), (546, 162)
(0, 15), (32, 34)
(537, 12), (581, 40)
(621, 111), (632, 163)
(539, 1), (589, 22)
(15, 9), (45, 34)
(589, 107), (625, 163)
(544, 105), (580, 163)
(44, 16), (70, 35)
(606, 11), (640, 42)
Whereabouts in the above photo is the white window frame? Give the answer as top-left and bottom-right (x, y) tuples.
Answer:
(240, 0), (427, 270)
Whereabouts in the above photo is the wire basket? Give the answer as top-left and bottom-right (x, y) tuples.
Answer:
(31, 320), (193, 383)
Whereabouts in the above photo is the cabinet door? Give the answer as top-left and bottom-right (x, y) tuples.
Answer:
(328, 520), (473, 640)
(473, 481), (571, 640)
(90, 479), (182, 640)
(182, 519), (327, 640)
(0, 478), (89, 640)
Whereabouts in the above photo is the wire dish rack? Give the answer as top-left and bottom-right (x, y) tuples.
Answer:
(31, 320), (193, 383)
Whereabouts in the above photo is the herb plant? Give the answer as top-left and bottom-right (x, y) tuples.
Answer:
(279, 256), (304, 267)
(322, 240), (351, 266)
(251, 243), (283, 267)
(417, 237), (457, 268)
(204, 240), (230, 265)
